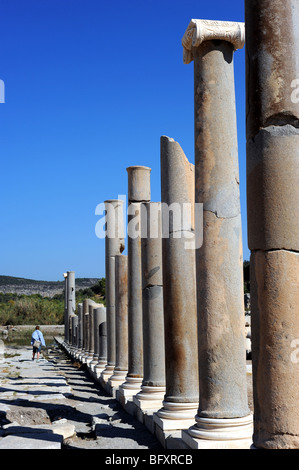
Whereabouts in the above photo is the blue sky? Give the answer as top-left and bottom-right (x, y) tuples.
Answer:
(0, 0), (248, 281)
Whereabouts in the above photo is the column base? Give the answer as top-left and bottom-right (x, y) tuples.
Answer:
(101, 365), (115, 384)
(153, 400), (198, 431)
(93, 361), (107, 379)
(182, 415), (253, 449)
(133, 385), (165, 412)
(108, 369), (128, 388)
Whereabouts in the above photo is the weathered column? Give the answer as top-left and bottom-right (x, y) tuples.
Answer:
(181, 19), (252, 448)
(246, 0), (299, 449)
(94, 306), (107, 378)
(109, 255), (129, 391)
(63, 273), (68, 343)
(75, 303), (83, 358)
(71, 315), (78, 349)
(101, 200), (125, 383)
(118, 166), (151, 406)
(154, 136), (199, 436)
(81, 299), (95, 362)
(67, 271), (76, 343)
(134, 202), (165, 415)
(88, 302), (102, 366)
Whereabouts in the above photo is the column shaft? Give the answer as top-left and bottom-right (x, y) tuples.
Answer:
(246, 0), (299, 449)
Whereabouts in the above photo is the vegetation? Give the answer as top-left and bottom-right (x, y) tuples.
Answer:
(0, 278), (106, 326)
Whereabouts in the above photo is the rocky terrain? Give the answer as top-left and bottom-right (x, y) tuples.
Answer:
(0, 276), (99, 298)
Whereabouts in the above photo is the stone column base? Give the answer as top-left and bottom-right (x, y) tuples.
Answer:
(153, 401), (198, 431)
(101, 365), (115, 384)
(133, 385), (165, 412)
(108, 369), (128, 388)
(182, 415), (253, 449)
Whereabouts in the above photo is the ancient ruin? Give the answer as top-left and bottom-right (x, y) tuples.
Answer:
(60, 6), (299, 450)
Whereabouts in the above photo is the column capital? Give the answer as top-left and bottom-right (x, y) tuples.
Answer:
(182, 19), (245, 64)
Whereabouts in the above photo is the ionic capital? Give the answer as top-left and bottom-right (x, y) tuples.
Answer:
(182, 19), (245, 64)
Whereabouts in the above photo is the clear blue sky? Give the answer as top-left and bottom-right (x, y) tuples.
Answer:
(0, 0), (248, 281)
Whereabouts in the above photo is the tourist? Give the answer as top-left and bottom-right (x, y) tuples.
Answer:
(31, 326), (46, 361)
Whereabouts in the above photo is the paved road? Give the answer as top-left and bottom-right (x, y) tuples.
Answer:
(0, 341), (162, 450)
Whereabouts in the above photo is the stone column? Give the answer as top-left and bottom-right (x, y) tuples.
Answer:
(246, 0), (299, 449)
(118, 166), (151, 405)
(134, 202), (165, 414)
(101, 200), (125, 383)
(94, 306), (107, 379)
(87, 302), (102, 366)
(63, 273), (68, 343)
(81, 298), (94, 362)
(154, 136), (199, 437)
(67, 271), (76, 325)
(181, 19), (252, 448)
(75, 303), (83, 359)
(109, 255), (129, 391)
(71, 315), (78, 349)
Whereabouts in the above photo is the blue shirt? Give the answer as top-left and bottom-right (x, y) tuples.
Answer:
(31, 330), (46, 347)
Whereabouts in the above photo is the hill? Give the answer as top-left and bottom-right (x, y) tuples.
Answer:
(0, 275), (99, 298)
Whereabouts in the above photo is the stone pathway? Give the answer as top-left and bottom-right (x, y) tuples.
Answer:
(0, 342), (162, 449)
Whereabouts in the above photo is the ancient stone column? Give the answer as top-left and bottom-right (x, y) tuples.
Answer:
(75, 303), (83, 358)
(71, 315), (78, 348)
(101, 200), (125, 383)
(246, 0), (299, 449)
(153, 136), (199, 436)
(134, 202), (165, 414)
(109, 255), (129, 391)
(87, 302), (102, 366)
(67, 272), (76, 335)
(94, 306), (107, 378)
(81, 299), (95, 362)
(63, 273), (68, 343)
(181, 19), (253, 448)
(118, 166), (151, 405)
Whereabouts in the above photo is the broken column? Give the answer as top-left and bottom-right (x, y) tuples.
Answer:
(134, 202), (165, 414)
(181, 19), (252, 448)
(153, 136), (199, 437)
(246, 0), (299, 449)
(118, 166), (151, 405)
(109, 254), (129, 391)
(101, 200), (125, 383)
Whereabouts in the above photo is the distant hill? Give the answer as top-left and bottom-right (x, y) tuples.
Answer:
(0, 275), (99, 298)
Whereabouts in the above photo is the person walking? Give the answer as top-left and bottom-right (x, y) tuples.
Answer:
(31, 326), (46, 361)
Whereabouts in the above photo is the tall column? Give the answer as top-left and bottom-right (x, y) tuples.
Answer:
(67, 271), (76, 344)
(109, 255), (129, 391)
(94, 306), (107, 379)
(63, 273), (68, 343)
(118, 166), (151, 405)
(81, 298), (95, 362)
(75, 303), (83, 358)
(101, 200), (125, 383)
(154, 136), (198, 436)
(134, 202), (165, 415)
(246, 0), (299, 449)
(181, 19), (252, 448)
(88, 302), (102, 366)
